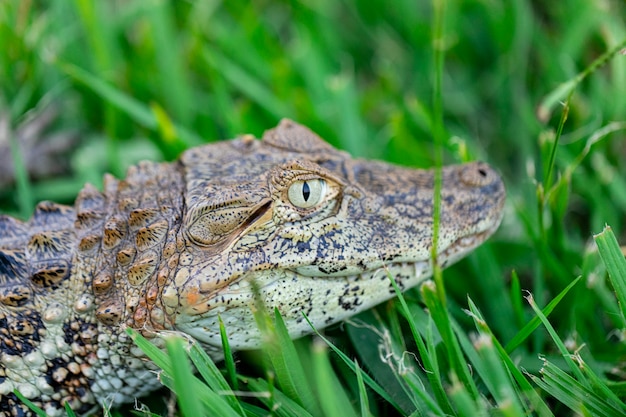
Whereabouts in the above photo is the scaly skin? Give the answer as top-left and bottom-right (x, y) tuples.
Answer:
(0, 120), (505, 416)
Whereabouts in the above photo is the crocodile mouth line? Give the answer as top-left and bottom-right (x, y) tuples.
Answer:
(181, 221), (502, 321)
(224, 226), (498, 294)
(437, 223), (500, 268)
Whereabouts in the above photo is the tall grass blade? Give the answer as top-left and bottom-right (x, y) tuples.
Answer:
(505, 276), (581, 352)
(594, 225), (626, 326)
(305, 314), (403, 413)
(165, 336), (204, 417)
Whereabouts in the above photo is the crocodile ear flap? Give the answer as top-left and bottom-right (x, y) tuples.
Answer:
(185, 205), (251, 246)
(262, 119), (337, 153)
(185, 200), (272, 246)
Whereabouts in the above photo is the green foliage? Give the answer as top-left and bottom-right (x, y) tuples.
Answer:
(3, 0), (626, 416)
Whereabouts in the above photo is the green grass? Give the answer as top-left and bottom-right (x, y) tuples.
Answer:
(2, 0), (626, 416)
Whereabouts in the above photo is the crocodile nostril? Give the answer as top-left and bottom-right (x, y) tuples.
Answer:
(460, 163), (494, 187)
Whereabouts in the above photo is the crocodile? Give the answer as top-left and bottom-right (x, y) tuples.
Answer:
(0, 119), (505, 416)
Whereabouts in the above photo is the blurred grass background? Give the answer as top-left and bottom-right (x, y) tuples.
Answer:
(1, 0), (626, 416)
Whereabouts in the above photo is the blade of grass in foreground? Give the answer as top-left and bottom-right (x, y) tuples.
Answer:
(244, 377), (313, 417)
(523, 290), (626, 417)
(304, 314), (403, 413)
(272, 309), (320, 415)
(526, 293), (587, 385)
(382, 281), (448, 414)
(530, 359), (626, 416)
(311, 337), (358, 417)
(505, 276), (581, 353)
(386, 275), (452, 415)
(251, 304), (320, 416)
(354, 361), (373, 417)
(420, 280), (478, 407)
(594, 225), (626, 327)
(447, 375), (487, 417)
(219, 315), (239, 391)
(455, 312), (527, 415)
(165, 337), (204, 417)
(12, 391), (47, 417)
(465, 298), (554, 417)
(127, 328), (173, 373)
(128, 329), (244, 417)
(345, 309), (420, 412)
(470, 334), (526, 416)
(187, 339), (245, 414)
(63, 401), (77, 417)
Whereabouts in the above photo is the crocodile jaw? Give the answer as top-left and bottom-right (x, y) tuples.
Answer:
(175, 204), (504, 352)
(175, 262), (432, 351)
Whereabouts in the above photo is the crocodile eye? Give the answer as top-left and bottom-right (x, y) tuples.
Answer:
(288, 179), (327, 208)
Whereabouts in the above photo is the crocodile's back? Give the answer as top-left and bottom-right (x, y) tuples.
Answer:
(0, 160), (185, 416)
(0, 202), (83, 414)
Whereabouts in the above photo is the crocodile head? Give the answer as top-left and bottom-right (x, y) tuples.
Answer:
(164, 119), (505, 352)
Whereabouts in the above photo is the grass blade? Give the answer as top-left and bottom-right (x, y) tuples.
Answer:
(165, 336), (205, 417)
(594, 225), (626, 327)
(526, 293), (587, 385)
(130, 329), (245, 417)
(466, 298), (555, 417)
(12, 390), (48, 417)
(531, 359), (626, 416)
(244, 378), (314, 417)
(471, 334), (526, 416)
(421, 280), (479, 404)
(388, 277), (452, 414)
(187, 342), (246, 415)
(354, 361), (373, 417)
(219, 315), (239, 391)
(251, 303), (320, 416)
(311, 337), (358, 417)
(305, 314), (403, 413)
(505, 276), (581, 352)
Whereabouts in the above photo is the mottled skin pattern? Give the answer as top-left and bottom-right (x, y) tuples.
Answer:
(0, 120), (505, 416)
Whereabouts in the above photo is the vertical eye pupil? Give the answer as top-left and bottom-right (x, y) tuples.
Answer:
(302, 181), (311, 201)
(287, 178), (327, 208)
